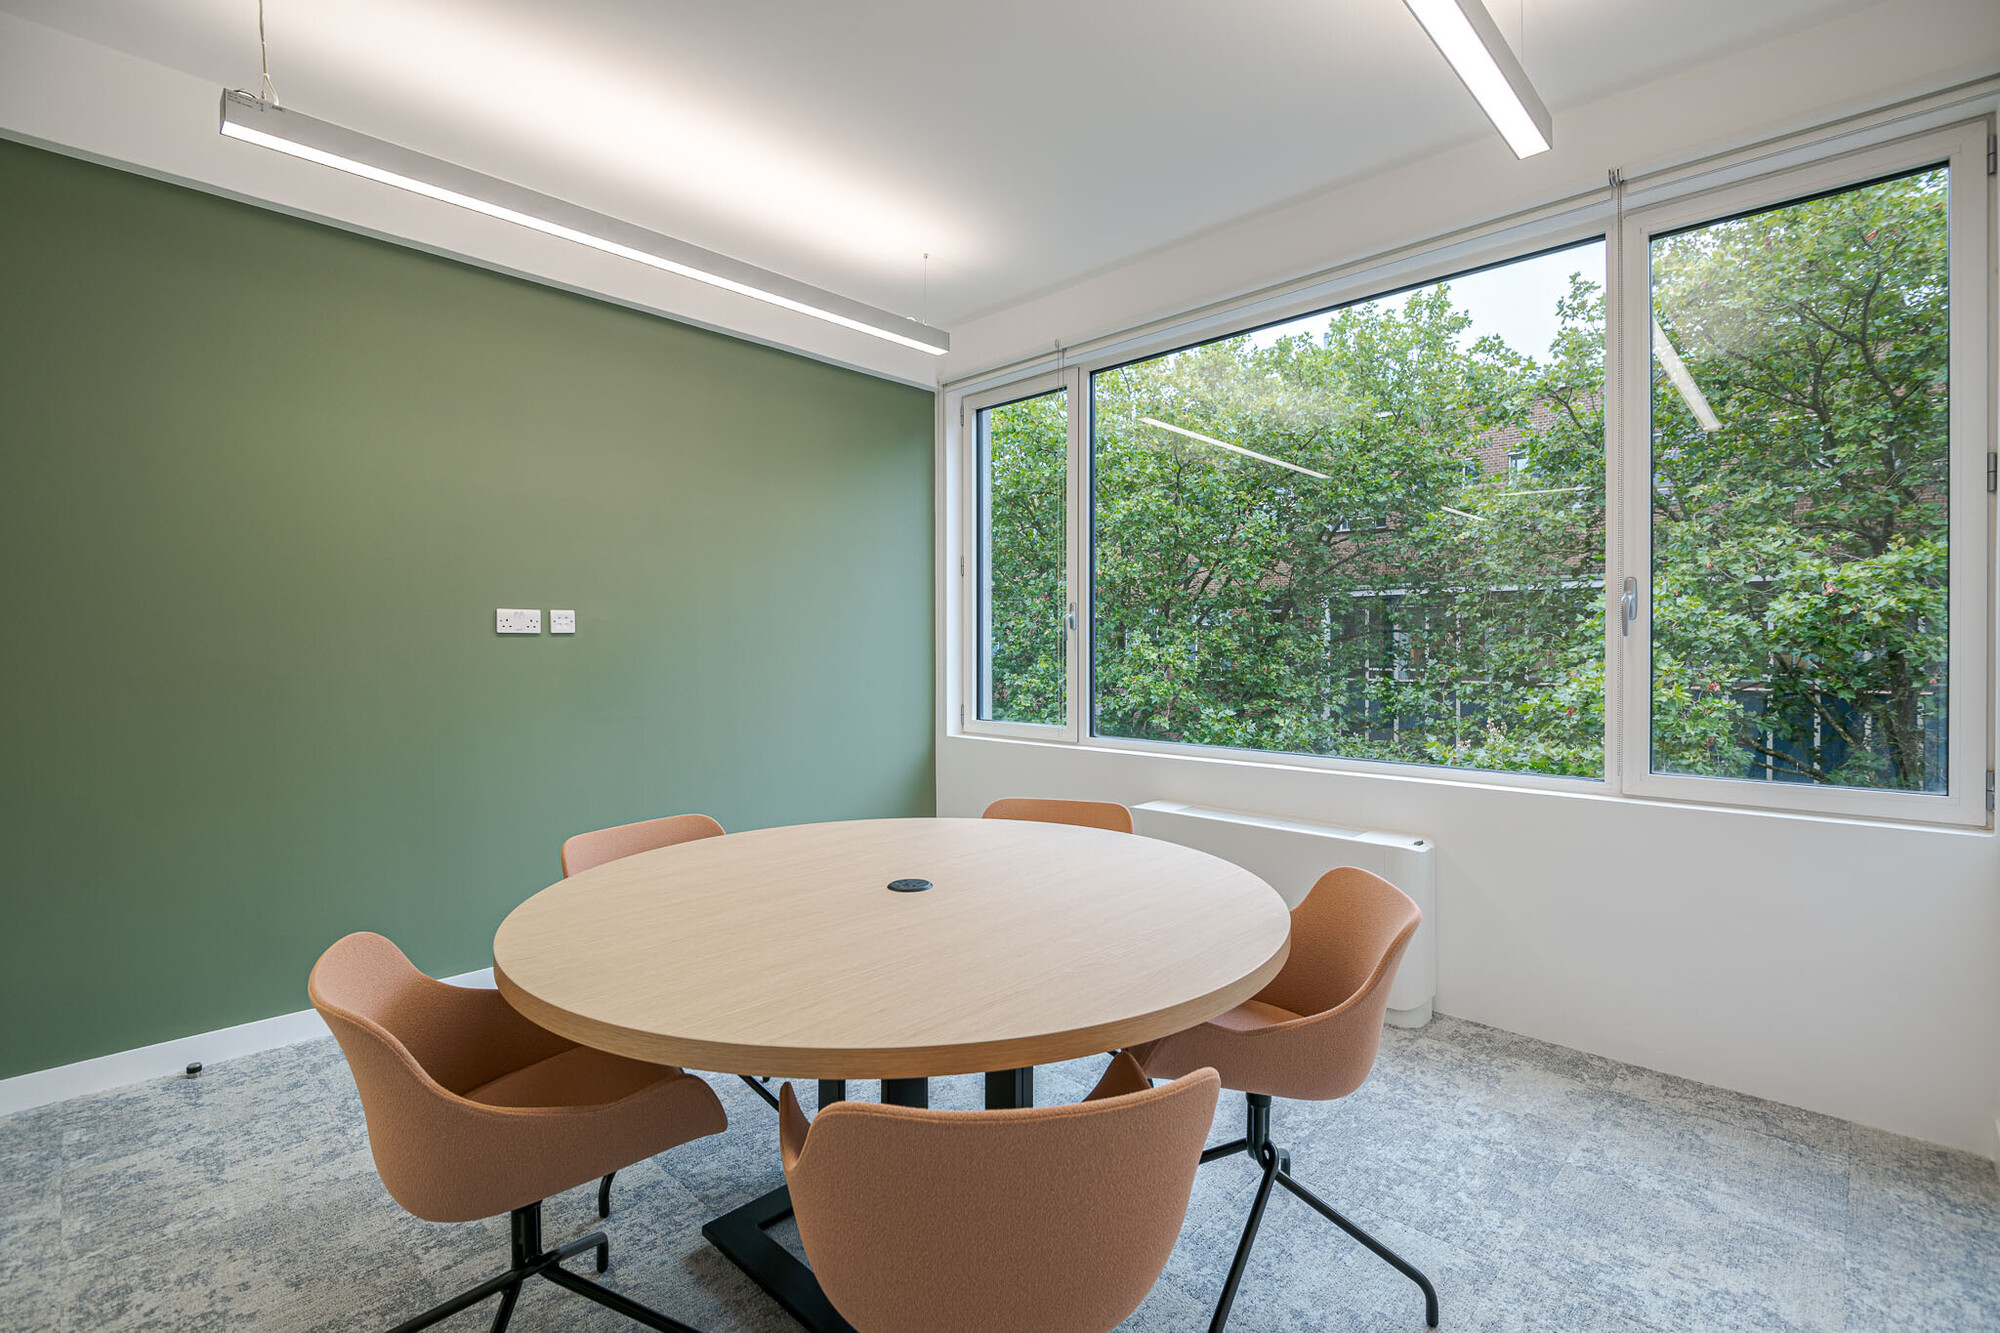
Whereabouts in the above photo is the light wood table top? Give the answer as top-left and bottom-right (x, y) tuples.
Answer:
(493, 817), (1291, 1080)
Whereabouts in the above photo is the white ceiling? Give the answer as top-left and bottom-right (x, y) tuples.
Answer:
(7, 0), (1879, 332)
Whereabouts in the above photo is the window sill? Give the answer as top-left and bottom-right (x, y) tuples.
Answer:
(941, 728), (1994, 838)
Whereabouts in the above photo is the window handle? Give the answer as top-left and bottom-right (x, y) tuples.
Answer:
(1065, 601), (1078, 635)
(1620, 577), (1638, 636)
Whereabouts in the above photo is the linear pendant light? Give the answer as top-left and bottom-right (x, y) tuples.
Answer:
(218, 91), (950, 355)
(1401, 0), (1552, 158)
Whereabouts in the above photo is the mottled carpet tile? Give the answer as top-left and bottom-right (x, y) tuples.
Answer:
(3, 1016), (1995, 1333)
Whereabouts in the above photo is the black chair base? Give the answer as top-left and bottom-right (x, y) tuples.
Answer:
(385, 1199), (700, 1333)
(1198, 1093), (1439, 1332)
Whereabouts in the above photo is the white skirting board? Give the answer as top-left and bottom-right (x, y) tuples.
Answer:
(0, 967), (495, 1117)
(1133, 800), (1436, 1027)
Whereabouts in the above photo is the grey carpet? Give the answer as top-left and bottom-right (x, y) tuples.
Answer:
(2, 1015), (1994, 1331)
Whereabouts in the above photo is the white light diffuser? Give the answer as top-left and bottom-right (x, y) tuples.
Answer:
(1651, 318), (1721, 432)
(1401, 0), (1552, 158)
(218, 91), (949, 355)
(1138, 417), (1331, 480)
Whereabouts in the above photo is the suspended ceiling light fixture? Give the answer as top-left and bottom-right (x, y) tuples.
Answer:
(1651, 317), (1721, 431)
(216, 92), (950, 355)
(1400, 0), (1552, 158)
(1138, 416), (1331, 480)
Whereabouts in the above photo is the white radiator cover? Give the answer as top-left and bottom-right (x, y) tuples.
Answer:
(1133, 801), (1436, 1027)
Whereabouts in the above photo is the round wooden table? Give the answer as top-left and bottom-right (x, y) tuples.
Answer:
(491, 816), (1291, 1333)
(493, 816), (1291, 1081)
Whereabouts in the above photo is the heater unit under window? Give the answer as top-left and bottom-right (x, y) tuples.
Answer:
(1133, 801), (1436, 1027)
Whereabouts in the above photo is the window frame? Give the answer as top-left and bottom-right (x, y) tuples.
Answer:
(950, 118), (1994, 829)
(961, 371), (1085, 742)
(1613, 123), (1991, 827)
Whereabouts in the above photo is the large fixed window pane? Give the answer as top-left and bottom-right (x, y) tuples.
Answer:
(1091, 241), (1607, 776)
(1648, 168), (1950, 792)
(976, 388), (1067, 726)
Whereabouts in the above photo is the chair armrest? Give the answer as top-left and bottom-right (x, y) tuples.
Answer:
(1084, 1050), (1154, 1102)
(779, 1082), (812, 1175)
(396, 977), (574, 1096)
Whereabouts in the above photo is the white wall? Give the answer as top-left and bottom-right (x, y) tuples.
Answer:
(939, 739), (2000, 1156)
(938, 0), (2000, 1157)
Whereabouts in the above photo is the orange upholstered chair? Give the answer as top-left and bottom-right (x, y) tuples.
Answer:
(777, 1052), (1218, 1333)
(1129, 866), (1437, 1332)
(310, 933), (727, 1333)
(560, 812), (726, 876)
(980, 797), (1134, 834)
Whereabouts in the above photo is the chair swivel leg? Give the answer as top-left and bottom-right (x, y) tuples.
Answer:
(382, 1200), (691, 1333)
(1210, 1138), (1283, 1333)
(543, 1264), (702, 1333)
(1203, 1094), (1439, 1333)
(1276, 1169), (1439, 1328)
(487, 1280), (522, 1333)
(386, 1266), (529, 1333)
(739, 1074), (781, 1109)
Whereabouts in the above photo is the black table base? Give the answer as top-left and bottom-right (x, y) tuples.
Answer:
(702, 1184), (853, 1333)
(702, 1070), (1035, 1331)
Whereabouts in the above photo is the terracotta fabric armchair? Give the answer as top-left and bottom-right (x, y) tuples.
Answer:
(980, 797), (1134, 834)
(561, 812), (726, 876)
(310, 932), (728, 1333)
(1129, 866), (1437, 1331)
(777, 1052), (1218, 1333)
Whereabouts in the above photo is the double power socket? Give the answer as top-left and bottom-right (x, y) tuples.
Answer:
(496, 608), (576, 635)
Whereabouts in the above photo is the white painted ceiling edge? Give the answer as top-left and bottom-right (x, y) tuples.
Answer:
(943, 0), (2000, 382)
(0, 11), (943, 389)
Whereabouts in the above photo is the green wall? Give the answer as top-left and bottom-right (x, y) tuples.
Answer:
(0, 139), (936, 1078)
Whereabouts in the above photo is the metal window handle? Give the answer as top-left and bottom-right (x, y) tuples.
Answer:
(1620, 577), (1638, 636)
(1065, 602), (1078, 634)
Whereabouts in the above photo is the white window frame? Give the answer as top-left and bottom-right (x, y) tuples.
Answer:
(961, 371), (1085, 741)
(957, 221), (1620, 790)
(1614, 122), (1991, 827)
(948, 115), (1995, 829)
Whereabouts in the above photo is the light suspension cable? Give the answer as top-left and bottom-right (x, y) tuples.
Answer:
(257, 0), (281, 107)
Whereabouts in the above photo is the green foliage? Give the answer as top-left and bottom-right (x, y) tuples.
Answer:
(1088, 268), (1606, 776)
(1650, 167), (1950, 789)
(980, 390), (1067, 725)
(981, 167), (1953, 792)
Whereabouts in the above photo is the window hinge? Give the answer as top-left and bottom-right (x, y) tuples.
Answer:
(959, 703), (965, 728)
(1987, 770), (1994, 813)
(1989, 132), (1997, 176)
(1987, 452), (1996, 493)
(959, 554), (966, 576)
